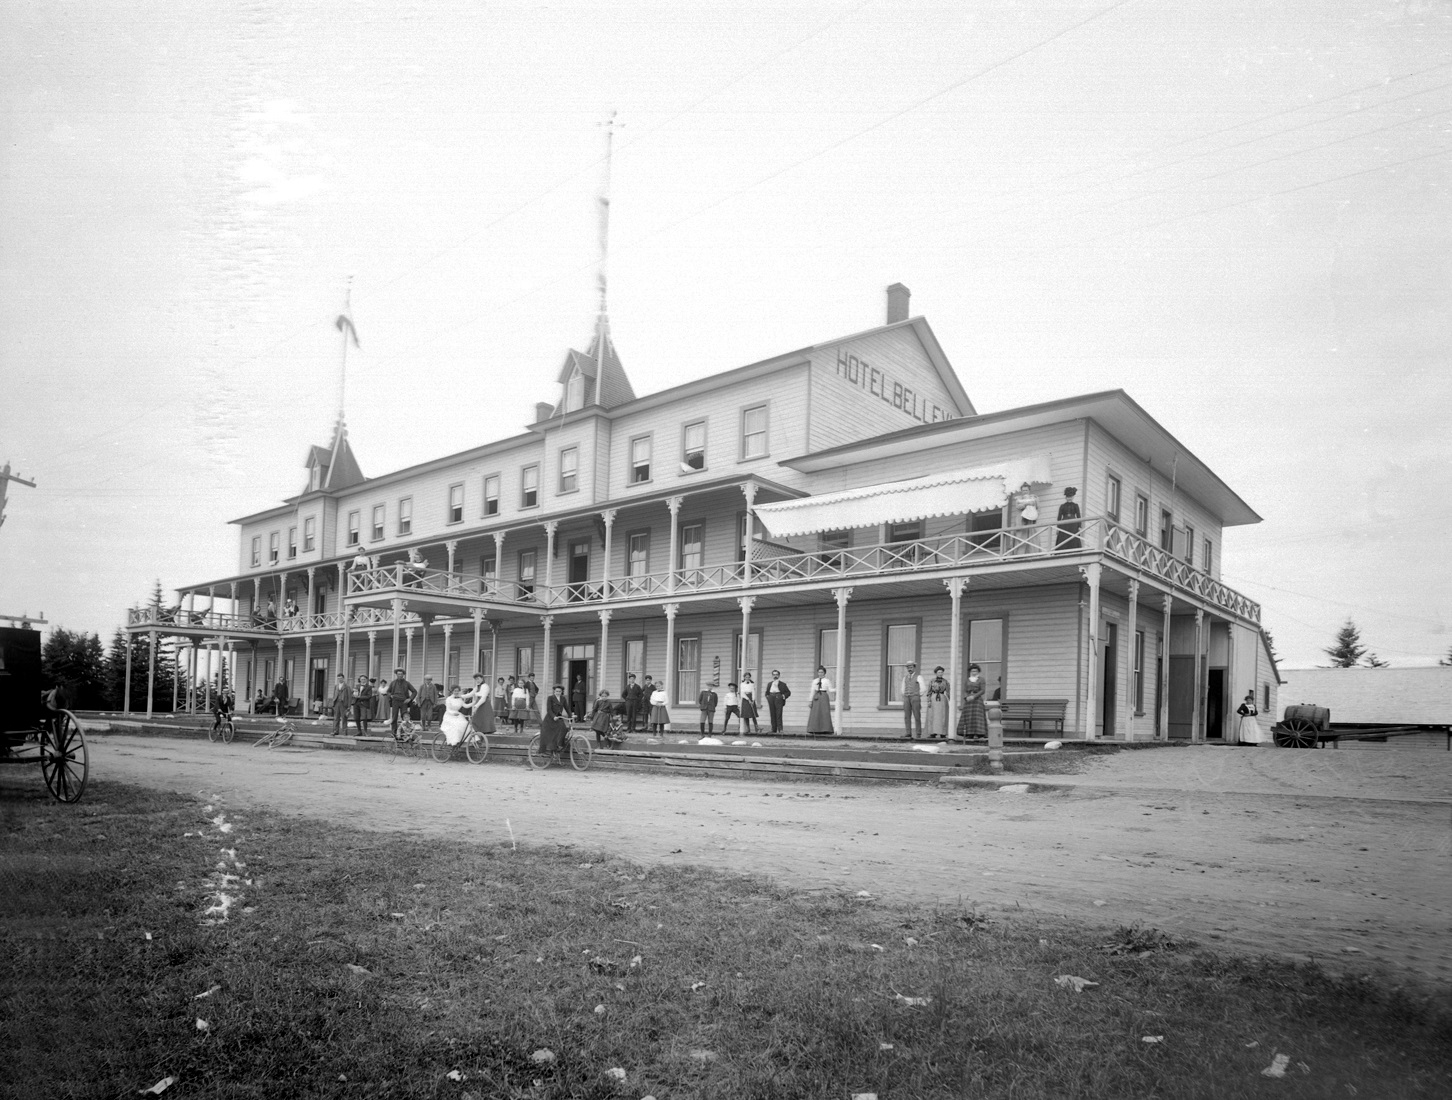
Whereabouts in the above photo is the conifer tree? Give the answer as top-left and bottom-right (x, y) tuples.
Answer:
(1322, 619), (1366, 668)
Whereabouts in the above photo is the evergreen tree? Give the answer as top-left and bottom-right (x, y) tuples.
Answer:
(1364, 652), (1389, 668)
(1439, 646), (1452, 667)
(102, 624), (177, 711)
(1322, 619), (1366, 668)
(41, 628), (107, 709)
(1261, 627), (1281, 665)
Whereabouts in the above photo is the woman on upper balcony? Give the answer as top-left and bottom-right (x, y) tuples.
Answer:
(1054, 487), (1081, 551)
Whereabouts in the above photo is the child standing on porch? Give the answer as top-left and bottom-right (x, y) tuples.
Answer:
(648, 681), (670, 734)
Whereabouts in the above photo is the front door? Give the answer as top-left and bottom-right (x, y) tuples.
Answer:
(1100, 621), (1118, 737)
(1167, 655), (1195, 740)
(1205, 668), (1225, 740)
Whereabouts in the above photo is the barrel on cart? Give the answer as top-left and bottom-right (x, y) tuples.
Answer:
(1273, 704), (1331, 749)
(0, 624), (89, 802)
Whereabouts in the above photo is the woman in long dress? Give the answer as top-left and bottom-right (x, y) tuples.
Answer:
(956, 663), (988, 740)
(648, 684), (670, 733)
(925, 666), (951, 739)
(467, 673), (495, 734)
(1235, 691), (1262, 745)
(439, 687), (470, 746)
(508, 679), (531, 732)
(540, 685), (570, 754)
(806, 665), (834, 737)
(739, 673), (760, 734)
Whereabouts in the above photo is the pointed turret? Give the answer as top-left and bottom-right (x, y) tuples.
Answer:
(303, 418), (365, 493)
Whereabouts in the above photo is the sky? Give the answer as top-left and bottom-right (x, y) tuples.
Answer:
(1, 0), (1449, 669)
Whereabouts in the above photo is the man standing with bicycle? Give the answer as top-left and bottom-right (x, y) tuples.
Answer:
(385, 668), (416, 735)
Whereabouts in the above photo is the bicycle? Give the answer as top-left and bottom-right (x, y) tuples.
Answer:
(430, 728), (489, 764)
(389, 718), (423, 759)
(527, 728), (592, 771)
(208, 711), (236, 744)
(253, 717), (296, 749)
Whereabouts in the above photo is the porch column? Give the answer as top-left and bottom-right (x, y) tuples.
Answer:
(188, 641), (198, 713)
(338, 561), (351, 677)
(598, 610), (612, 698)
(540, 615), (554, 690)
(367, 630), (378, 683)
(945, 576), (967, 737)
(248, 642), (257, 710)
(601, 509), (617, 599)
(278, 571), (288, 620)
(472, 609), (484, 675)
(306, 567), (317, 629)
(741, 482), (757, 586)
(203, 637), (212, 713)
(1081, 563), (1102, 739)
(229, 581), (239, 623)
(334, 631), (344, 691)
(123, 633), (133, 714)
(441, 622), (453, 685)
(543, 521), (558, 595)
(666, 497), (683, 594)
(1124, 580), (1140, 741)
(418, 616), (430, 683)
(832, 586), (852, 734)
(390, 598), (403, 674)
(275, 636), (284, 705)
(1191, 608), (1205, 743)
(303, 636), (314, 716)
(446, 539), (458, 579)
(186, 590), (196, 626)
(1158, 594), (1172, 740)
(146, 629), (157, 718)
(663, 603), (679, 707)
(405, 626), (417, 682)
(737, 596), (754, 682)
(172, 641), (180, 713)
(228, 641), (236, 700)
(492, 531), (506, 597)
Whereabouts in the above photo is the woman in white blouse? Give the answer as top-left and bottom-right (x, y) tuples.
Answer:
(806, 665), (834, 737)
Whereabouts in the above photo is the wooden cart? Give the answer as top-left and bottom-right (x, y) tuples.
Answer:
(0, 624), (89, 802)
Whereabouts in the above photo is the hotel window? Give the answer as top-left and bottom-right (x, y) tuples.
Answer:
(888, 521), (924, 560)
(287, 527), (298, 559)
(630, 436), (651, 484)
(517, 548), (537, 599)
(521, 465), (539, 508)
(1106, 474), (1121, 523)
(483, 474), (500, 516)
(251, 536), (261, 567)
(623, 638), (646, 692)
(346, 512), (360, 547)
(397, 497), (412, 536)
(1203, 538), (1213, 575)
(1135, 493), (1149, 537)
(303, 516), (316, 552)
(679, 523), (704, 574)
(884, 623), (919, 705)
(516, 645), (534, 678)
(1183, 523), (1195, 565)
(1159, 509), (1173, 552)
(558, 447), (578, 494)
(741, 404), (768, 460)
(268, 532), (280, 565)
(968, 618), (1005, 701)
(676, 635), (700, 705)
(1134, 630), (1145, 713)
(371, 504), (385, 541)
(819, 529), (850, 568)
(447, 483), (464, 524)
(682, 421), (706, 471)
(627, 532), (650, 579)
(818, 627), (848, 708)
(733, 630), (762, 688)
(480, 553), (497, 585)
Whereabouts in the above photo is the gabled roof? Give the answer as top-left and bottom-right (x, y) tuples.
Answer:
(552, 324), (636, 414)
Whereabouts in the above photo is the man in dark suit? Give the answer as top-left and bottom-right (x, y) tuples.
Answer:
(328, 674), (353, 736)
(272, 677), (290, 716)
(623, 674), (643, 731)
(385, 667), (416, 734)
(697, 684), (719, 734)
(764, 670), (791, 734)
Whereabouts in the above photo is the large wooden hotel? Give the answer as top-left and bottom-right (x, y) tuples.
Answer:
(128, 285), (1278, 740)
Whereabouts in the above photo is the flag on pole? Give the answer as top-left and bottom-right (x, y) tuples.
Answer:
(335, 313), (360, 348)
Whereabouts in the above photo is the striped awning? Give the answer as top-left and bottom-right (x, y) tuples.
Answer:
(755, 456), (1052, 539)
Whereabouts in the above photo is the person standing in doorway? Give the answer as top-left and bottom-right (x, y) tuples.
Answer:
(956, 663), (988, 740)
(623, 673), (643, 732)
(764, 670), (791, 734)
(571, 676), (588, 723)
(697, 683), (719, 734)
(925, 665), (951, 740)
(806, 666), (834, 737)
(1055, 487), (1081, 551)
(901, 662), (926, 740)
(385, 667), (416, 735)
(417, 676), (439, 731)
(328, 674), (353, 737)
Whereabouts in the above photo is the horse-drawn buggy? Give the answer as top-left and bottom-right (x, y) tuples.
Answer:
(0, 623), (89, 802)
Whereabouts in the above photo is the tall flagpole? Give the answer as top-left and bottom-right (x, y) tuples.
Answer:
(337, 276), (354, 426)
(596, 111), (616, 375)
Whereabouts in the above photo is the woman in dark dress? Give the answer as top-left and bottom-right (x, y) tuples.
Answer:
(467, 672), (495, 734)
(1054, 487), (1081, 550)
(955, 663), (988, 740)
(805, 665), (834, 737)
(540, 685), (570, 754)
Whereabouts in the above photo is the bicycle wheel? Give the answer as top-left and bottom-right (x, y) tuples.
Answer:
(207, 720), (218, 743)
(464, 733), (489, 764)
(431, 733), (453, 762)
(526, 734), (552, 769)
(269, 726), (291, 750)
(569, 734), (593, 772)
(222, 717), (236, 744)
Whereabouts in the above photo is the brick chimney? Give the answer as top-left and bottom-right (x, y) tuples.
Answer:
(886, 282), (911, 324)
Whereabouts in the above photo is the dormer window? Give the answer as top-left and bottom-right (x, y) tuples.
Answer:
(565, 368), (586, 413)
(309, 465), (322, 491)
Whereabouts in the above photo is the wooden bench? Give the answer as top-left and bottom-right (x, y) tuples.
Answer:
(996, 698), (1069, 735)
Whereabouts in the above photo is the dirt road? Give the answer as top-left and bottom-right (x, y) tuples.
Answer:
(81, 735), (1451, 986)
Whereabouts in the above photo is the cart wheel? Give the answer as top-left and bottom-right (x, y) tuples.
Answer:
(41, 712), (89, 804)
(569, 734), (593, 772)
(1275, 717), (1319, 749)
(526, 734), (551, 769)
(465, 733), (489, 764)
(431, 734), (453, 763)
(222, 717), (235, 744)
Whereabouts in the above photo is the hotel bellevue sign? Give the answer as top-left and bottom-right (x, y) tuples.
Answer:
(835, 349), (955, 426)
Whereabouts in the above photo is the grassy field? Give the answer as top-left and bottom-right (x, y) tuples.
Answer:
(1, 781), (1447, 1099)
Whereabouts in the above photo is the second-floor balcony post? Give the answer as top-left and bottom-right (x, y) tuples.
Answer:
(1080, 562), (1102, 739)
(601, 509), (617, 600)
(446, 540), (458, 580)
(544, 522), (558, 592)
(306, 568), (317, 630)
(742, 483), (757, 587)
(666, 497), (683, 595)
(1158, 594), (1172, 740)
(204, 586), (215, 712)
(662, 603), (679, 707)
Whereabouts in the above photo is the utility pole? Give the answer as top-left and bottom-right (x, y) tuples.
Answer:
(0, 462), (37, 528)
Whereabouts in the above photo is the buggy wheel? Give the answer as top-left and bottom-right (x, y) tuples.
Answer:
(1275, 717), (1319, 749)
(40, 712), (88, 803)
(465, 733), (489, 764)
(431, 734), (453, 763)
(526, 734), (551, 770)
(569, 734), (593, 772)
(222, 716), (235, 744)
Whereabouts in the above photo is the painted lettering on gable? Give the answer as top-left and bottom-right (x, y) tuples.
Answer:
(835, 349), (954, 425)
